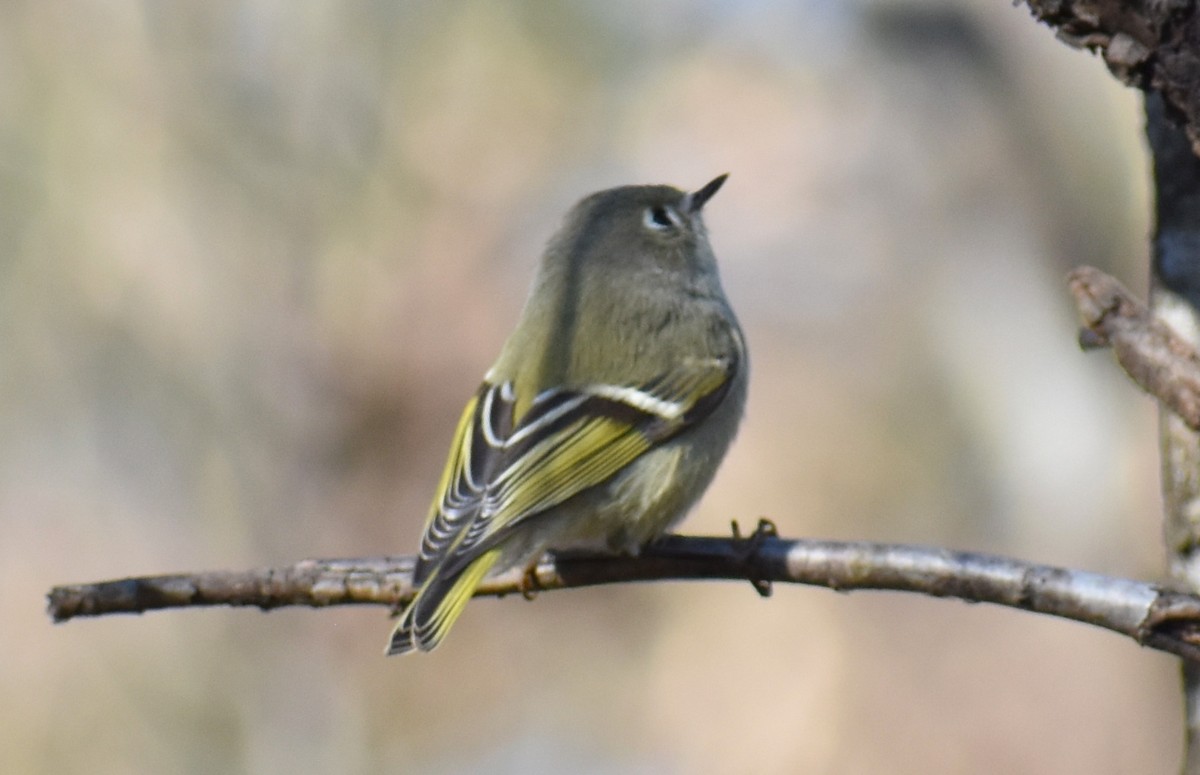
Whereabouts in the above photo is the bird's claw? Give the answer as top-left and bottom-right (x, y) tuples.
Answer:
(731, 518), (777, 598)
(519, 559), (543, 601)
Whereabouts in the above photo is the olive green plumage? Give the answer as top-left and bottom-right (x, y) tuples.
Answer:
(387, 175), (747, 655)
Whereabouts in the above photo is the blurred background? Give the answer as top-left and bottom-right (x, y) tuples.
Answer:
(1, 1), (1173, 772)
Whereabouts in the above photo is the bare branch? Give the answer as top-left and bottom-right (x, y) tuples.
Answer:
(1145, 89), (1200, 774)
(45, 527), (1200, 662)
(1069, 265), (1200, 431)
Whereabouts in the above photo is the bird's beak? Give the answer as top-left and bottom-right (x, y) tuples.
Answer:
(684, 173), (729, 214)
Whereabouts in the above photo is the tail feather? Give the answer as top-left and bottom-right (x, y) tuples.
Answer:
(386, 550), (500, 655)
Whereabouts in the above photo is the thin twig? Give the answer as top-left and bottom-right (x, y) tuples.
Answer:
(1069, 265), (1200, 431)
(46, 526), (1200, 662)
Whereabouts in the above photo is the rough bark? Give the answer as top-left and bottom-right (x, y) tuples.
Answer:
(1022, 1), (1200, 153)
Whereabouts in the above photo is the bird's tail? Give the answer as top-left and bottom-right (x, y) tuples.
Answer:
(386, 550), (500, 655)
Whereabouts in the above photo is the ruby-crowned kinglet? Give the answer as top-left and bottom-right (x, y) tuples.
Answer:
(387, 174), (747, 655)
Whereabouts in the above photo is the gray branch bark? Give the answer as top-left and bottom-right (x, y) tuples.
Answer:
(45, 529), (1200, 663)
(1147, 89), (1200, 775)
(1069, 264), (1200, 431)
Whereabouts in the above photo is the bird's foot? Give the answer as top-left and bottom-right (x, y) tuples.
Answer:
(731, 518), (778, 598)
(518, 557), (544, 601)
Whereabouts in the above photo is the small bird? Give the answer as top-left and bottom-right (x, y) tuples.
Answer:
(387, 174), (747, 655)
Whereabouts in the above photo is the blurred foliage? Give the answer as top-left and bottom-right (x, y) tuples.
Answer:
(2, 1), (1174, 773)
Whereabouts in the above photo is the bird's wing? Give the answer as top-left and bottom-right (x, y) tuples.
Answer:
(413, 352), (740, 582)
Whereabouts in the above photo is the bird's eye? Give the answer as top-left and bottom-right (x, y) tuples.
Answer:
(644, 205), (679, 231)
